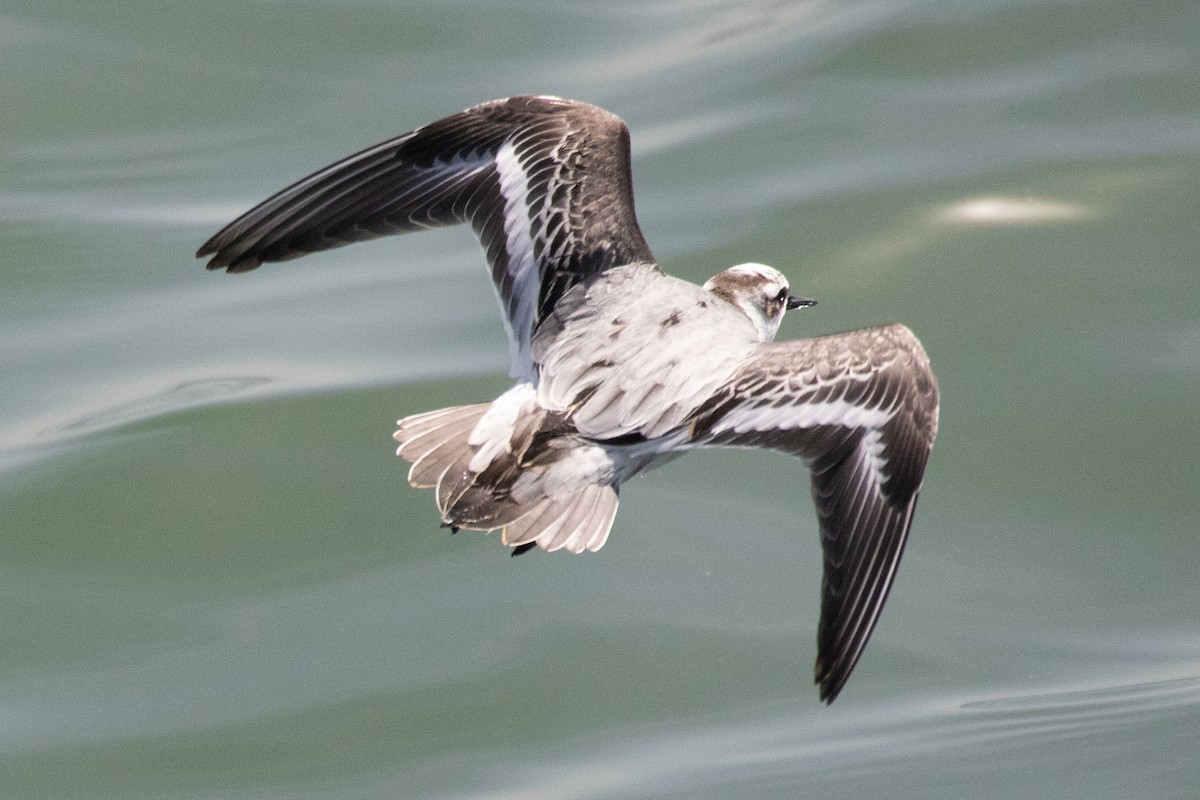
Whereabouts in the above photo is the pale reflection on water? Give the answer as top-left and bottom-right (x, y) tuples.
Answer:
(942, 196), (1093, 224)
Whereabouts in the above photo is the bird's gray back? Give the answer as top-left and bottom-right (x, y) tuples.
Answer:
(534, 265), (759, 440)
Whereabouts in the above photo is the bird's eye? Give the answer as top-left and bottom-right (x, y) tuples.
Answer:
(774, 288), (788, 303)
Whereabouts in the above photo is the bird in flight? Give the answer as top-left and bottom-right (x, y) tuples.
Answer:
(197, 95), (939, 703)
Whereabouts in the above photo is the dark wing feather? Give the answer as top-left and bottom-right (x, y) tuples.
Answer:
(196, 95), (655, 380)
(690, 323), (939, 703)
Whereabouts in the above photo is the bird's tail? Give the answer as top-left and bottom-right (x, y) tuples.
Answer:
(393, 400), (619, 554)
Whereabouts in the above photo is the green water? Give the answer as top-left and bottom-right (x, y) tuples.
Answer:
(3, 1), (1199, 797)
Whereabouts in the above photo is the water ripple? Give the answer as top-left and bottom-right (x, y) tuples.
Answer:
(45, 376), (271, 439)
(961, 675), (1200, 737)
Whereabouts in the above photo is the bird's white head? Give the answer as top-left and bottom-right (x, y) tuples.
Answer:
(703, 263), (815, 342)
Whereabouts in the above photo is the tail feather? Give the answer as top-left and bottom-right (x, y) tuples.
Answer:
(400, 408), (490, 491)
(543, 485), (604, 552)
(575, 485), (620, 552)
(433, 458), (479, 519)
(396, 405), (488, 464)
(502, 484), (619, 554)
(407, 433), (463, 488)
(500, 499), (561, 547)
(394, 400), (620, 554)
(444, 481), (530, 529)
(396, 404), (488, 448)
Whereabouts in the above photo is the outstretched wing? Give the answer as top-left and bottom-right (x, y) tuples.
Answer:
(196, 95), (656, 381)
(690, 323), (939, 703)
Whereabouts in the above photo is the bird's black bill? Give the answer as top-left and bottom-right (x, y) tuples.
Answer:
(787, 295), (816, 310)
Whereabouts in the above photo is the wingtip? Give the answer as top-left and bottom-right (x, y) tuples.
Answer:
(224, 258), (262, 274)
(195, 248), (262, 273)
(194, 235), (226, 264)
(815, 661), (848, 705)
(195, 230), (265, 272)
(194, 240), (227, 270)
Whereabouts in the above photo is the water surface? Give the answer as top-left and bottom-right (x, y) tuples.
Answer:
(3, 1), (1199, 797)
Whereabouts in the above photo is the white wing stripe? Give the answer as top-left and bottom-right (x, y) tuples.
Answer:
(493, 140), (541, 381)
(861, 427), (890, 483)
(711, 398), (894, 435)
